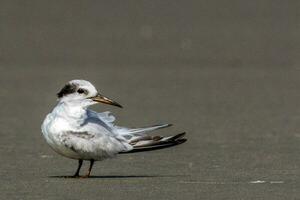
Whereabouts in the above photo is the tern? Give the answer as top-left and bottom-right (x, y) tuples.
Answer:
(42, 80), (186, 178)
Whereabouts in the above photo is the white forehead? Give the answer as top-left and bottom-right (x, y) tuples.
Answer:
(69, 79), (98, 95)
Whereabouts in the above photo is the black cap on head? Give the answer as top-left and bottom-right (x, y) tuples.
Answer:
(57, 83), (77, 98)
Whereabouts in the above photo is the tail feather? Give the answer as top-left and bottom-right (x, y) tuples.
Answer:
(120, 132), (187, 154)
(126, 123), (172, 135)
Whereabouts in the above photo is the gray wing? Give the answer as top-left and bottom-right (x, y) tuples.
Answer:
(86, 110), (172, 141)
(121, 132), (187, 153)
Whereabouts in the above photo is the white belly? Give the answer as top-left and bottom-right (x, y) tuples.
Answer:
(41, 114), (122, 161)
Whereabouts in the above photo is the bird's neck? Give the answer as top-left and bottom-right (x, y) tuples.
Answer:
(53, 102), (88, 125)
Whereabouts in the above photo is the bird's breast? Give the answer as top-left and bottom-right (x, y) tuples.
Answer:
(42, 114), (79, 157)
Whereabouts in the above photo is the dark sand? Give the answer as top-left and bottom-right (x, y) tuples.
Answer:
(0, 1), (299, 199)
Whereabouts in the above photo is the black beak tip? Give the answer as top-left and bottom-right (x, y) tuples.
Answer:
(115, 103), (123, 108)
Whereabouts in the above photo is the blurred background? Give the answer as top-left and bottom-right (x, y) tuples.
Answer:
(0, 1), (299, 199)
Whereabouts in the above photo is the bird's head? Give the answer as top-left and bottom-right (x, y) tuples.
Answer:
(57, 80), (122, 108)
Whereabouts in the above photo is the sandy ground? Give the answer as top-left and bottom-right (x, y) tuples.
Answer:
(0, 1), (299, 199)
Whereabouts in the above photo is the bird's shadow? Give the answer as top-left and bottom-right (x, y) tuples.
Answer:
(48, 175), (186, 179)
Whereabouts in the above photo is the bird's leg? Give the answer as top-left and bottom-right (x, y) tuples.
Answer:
(73, 159), (83, 177)
(82, 159), (94, 178)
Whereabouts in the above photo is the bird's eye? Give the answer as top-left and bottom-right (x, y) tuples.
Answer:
(77, 88), (85, 94)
